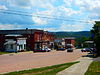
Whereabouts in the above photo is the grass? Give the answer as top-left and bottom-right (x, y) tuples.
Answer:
(85, 61), (100, 75)
(0, 51), (33, 55)
(1, 61), (79, 75)
(0, 52), (10, 55)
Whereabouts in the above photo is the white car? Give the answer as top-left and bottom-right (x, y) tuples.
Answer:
(42, 48), (51, 52)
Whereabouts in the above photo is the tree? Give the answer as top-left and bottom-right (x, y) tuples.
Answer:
(94, 32), (100, 56)
(91, 21), (100, 56)
(75, 36), (90, 48)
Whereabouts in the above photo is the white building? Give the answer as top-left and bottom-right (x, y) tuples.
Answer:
(4, 37), (26, 52)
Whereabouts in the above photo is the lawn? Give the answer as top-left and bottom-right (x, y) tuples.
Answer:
(0, 52), (10, 55)
(1, 61), (79, 75)
(85, 61), (100, 75)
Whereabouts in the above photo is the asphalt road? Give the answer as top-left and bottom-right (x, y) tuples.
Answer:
(0, 49), (86, 74)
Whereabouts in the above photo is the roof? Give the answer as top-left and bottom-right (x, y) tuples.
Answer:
(0, 29), (43, 34)
(84, 41), (94, 43)
(4, 41), (16, 45)
(64, 37), (75, 39)
(5, 34), (23, 37)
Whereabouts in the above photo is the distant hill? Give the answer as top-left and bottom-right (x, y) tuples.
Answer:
(52, 31), (91, 38)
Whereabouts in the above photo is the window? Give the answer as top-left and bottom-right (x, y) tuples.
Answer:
(24, 44), (26, 49)
(10, 44), (13, 49)
(19, 45), (23, 50)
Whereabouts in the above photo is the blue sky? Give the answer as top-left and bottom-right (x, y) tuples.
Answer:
(0, 0), (100, 31)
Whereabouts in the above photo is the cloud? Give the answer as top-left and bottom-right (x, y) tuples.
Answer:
(60, 23), (84, 31)
(74, 0), (100, 17)
(8, 0), (55, 10)
(0, 24), (22, 30)
(63, 0), (73, 7)
(44, 28), (57, 32)
(32, 16), (47, 25)
(14, 0), (30, 6)
(63, 0), (100, 20)
(7, 0), (31, 9)
(75, 0), (100, 10)
(32, 8), (56, 25)
(0, 5), (7, 10)
(59, 6), (81, 17)
(30, 0), (54, 9)
(37, 27), (57, 32)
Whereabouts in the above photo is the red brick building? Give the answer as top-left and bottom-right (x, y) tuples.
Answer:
(0, 29), (54, 52)
(65, 37), (75, 49)
(42, 31), (54, 49)
(0, 34), (5, 51)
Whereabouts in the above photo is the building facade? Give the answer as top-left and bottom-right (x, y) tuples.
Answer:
(0, 29), (54, 52)
(65, 37), (75, 49)
(4, 35), (26, 52)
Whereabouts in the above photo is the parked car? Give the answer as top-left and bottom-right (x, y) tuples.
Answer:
(34, 48), (51, 52)
(34, 49), (45, 52)
(89, 48), (97, 52)
(42, 48), (51, 52)
(57, 48), (65, 51)
(81, 48), (91, 52)
(67, 48), (73, 52)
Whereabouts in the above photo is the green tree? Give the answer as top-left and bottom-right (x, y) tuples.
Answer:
(75, 36), (90, 48)
(91, 21), (100, 56)
(94, 32), (100, 56)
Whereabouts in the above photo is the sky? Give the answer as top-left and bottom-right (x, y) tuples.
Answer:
(0, 0), (100, 32)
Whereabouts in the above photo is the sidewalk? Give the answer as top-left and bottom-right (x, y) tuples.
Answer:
(57, 57), (93, 75)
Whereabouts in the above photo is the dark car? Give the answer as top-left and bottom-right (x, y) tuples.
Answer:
(34, 48), (51, 52)
(57, 48), (65, 51)
(34, 49), (45, 52)
(81, 48), (91, 52)
(67, 48), (73, 52)
(89, 48), (97, 52)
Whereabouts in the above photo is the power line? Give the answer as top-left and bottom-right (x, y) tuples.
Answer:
(0, 9), (94, 24)
(0, 9), (31, 14)
(0, 9), (90, 21)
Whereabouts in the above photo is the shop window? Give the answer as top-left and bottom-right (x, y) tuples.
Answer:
(19, 45), (23, 50)
(24, 44), (26, 49)
(10, 44), (13, 49)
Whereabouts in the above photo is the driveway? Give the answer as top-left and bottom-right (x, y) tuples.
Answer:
(0, 49), (86, 74)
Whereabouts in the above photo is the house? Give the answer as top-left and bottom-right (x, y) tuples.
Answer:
(54, 37), (75, 50)
(84, 41), (95, 48)
(54, 38), (65, 50)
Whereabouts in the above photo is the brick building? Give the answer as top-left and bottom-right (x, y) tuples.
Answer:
(0, 29), (54, 52)
(42, 31), (54, 49)
(65, 37), (75, 49)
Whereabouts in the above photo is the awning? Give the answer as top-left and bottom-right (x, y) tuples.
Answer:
(4, 41), (16, 45)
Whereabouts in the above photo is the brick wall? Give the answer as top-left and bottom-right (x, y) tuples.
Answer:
(0, 35), (5, 51)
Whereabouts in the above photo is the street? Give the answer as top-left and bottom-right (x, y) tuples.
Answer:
(0, 49), (86, 74)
